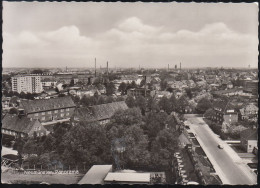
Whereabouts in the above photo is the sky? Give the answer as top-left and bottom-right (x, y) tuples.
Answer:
(2, 2), (259, 68)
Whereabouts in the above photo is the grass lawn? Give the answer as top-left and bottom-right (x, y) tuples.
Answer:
(2, 170), (84, 184)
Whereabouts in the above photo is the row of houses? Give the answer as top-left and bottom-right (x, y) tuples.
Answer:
(2, 97), (128, 139)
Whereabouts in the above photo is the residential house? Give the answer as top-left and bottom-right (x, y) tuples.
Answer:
(239, 103), (258, 122)
(240, 128), (258, 153)
(150, 90), (172, 99)
(41, 78), (57, 90)
(2, 97), (11, 109)
(2, 114), (48, 138)
(212, 99), (238, 125)
(19, 96), (76, 123)
(127, 88), (150, 97)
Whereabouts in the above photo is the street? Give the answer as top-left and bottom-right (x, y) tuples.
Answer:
(184, 114), (257, 185)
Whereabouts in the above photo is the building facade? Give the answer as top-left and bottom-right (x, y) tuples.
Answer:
(19, 96), (76, 123)
(11, 75), (43, 93)
(2, 114), (47, 138)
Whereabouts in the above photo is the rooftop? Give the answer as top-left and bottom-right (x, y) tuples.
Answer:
(78, 165), (113, 184)
(104, 172), (150, 183)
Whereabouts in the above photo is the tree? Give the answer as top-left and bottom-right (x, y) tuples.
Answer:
(31, 69), (44, 74)
(150, 129), (178, 169)
(204, 108), (215, 119)
(112, 108), (143, 126)
(125, 96), (136, 108)
(160, 80), (168, 91)
(169, 94), (177, 112)
(130, 81), (137, 89)
(196, 98), (213, 114)
(135, 96), (146, 115)
(176, 95), (189, 113)
(97, 95), (106, 105)
(71, 95), (80, 104)
(185, 88), (193, 99)
(106, 96), (115, 103)
(69, 79), (74, 86)
(80, 95), (97, 107)
(9, 107), (19, 115)
(106, 82), (116, 96)
(146, 96), (159, 112)
(118, 82), (127, 95)
(60, 122), (111, 166)
(158, 96), (171, 114)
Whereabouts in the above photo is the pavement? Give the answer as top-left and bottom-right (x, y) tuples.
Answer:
(184, 114), (257, 185)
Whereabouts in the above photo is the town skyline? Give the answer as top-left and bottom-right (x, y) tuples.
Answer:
(3, 2), (258, 68)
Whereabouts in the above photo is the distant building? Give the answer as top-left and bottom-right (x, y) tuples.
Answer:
(240, 128), (258, 153)
(243, 80), (258, 94)
(127, 88), (150, 97)
(2, 114), (48, 138)
(11, 75), (43, 93)
(41, 78), (57, 90)
(212, 99), (238, 124)
(18, 96), (76, 123)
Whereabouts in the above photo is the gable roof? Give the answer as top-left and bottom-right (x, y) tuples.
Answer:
(2, 114), (41, 134)
(20, 96), (76, 113)
(240, 128), (258, 141)
(91, 101), (128, 121)
(73, 107), (97, 123)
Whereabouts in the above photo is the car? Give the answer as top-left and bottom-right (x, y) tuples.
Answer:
(218, 144), (224, 149)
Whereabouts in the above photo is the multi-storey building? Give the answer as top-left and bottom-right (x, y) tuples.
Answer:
(18, 96), (76, 123)
(11, 75), (43, 93)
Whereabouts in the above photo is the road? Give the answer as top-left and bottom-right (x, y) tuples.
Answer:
(184, 114), (257, 185)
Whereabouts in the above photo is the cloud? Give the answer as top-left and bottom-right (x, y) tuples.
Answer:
(3, 18), (258, 68)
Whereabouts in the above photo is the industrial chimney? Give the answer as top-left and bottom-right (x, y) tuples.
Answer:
(95, 58), (97, 77)
(180, 62), (182, 70)
(107, 61), (109, 76)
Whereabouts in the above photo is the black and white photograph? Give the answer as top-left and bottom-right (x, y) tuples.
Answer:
(1, 1), (258, 185)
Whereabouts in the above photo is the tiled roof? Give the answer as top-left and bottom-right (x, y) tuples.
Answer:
(240, 128), (257, 140)
(91, 101), (128, 121)
(2, 114), (40, 134)
(20, 96), (76, 114)
(73, 107), (97, 123)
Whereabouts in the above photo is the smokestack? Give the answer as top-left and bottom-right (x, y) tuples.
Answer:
(107, 61), (109, 76)
(95, 58), (97, 77)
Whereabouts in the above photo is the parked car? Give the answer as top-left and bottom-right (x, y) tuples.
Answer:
(218, 144), (224, 149)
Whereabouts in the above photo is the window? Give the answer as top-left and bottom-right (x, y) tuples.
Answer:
(61, 109), (64, 112)
(42, 112), (45, 115)
(48, 111), (51, 114)
(66, 108), (70, 111)
(38, 127), (41, 130)
(35, 113), (39, 116)
(54, 110), (58, 113)
(42, 117), (45, 120)
(249, 145), (251, 148)
(61, 113), (64, 117)
(66, 113), (70, 116)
